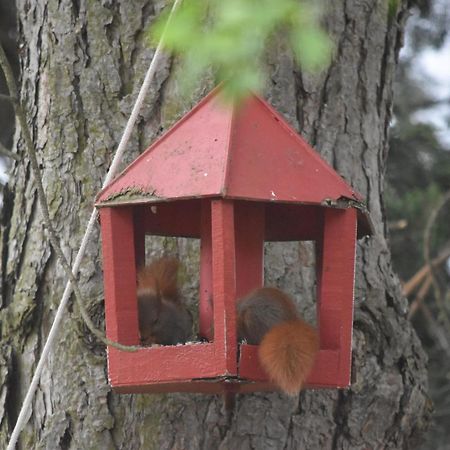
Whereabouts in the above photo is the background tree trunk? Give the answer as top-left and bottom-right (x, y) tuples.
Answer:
(0, 0), (430, 449)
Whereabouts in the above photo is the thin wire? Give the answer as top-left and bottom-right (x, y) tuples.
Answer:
(6, 1), (182, 448)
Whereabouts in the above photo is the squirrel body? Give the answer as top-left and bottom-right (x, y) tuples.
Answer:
(137, 257), (193, 346)
(237, 287), (319, 395)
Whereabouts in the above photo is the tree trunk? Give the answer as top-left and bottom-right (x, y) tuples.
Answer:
(0, 0), (430, 449)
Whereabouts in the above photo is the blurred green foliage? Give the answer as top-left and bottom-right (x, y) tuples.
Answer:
(150, 0), (332, 101)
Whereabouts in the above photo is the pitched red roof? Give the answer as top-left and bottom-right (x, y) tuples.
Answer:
(96, 88), (362, 206)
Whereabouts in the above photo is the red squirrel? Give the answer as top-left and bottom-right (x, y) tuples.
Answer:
(237, 287), (319, 395)
(138, 258), (318, 395)
(137, 257), (193, 346)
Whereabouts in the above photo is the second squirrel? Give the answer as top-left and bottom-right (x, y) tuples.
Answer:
(137, 257), (193, 346)
(237, 287), (319, 395)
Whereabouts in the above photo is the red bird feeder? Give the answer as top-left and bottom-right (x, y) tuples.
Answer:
(95, 88), (371, 394)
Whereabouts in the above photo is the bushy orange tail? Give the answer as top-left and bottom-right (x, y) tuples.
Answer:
(258, 319), (319, 395)
(137, 257), (179, 300)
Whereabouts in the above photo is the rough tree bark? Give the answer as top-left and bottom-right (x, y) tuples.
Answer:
(0, 0), (430, 449)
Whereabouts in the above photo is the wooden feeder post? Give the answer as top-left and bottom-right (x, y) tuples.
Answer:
(316, 208), (358, 386)
(96, 87), (372, 394)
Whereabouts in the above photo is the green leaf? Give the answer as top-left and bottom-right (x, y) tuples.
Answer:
(291, 27), (333, 71)
(150, 0), (332, 101)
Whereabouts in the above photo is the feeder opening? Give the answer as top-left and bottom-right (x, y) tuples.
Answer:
(136, 242), (201, 347)
(261, 240), (318, 326)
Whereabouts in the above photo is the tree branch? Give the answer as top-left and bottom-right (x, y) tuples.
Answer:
(402, 243), (450, 297)
(408, 274), (432, 319)
(420, 303), (450, 358)
(423, 190), (450, 330)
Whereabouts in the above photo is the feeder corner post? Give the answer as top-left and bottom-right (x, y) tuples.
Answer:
(99, 206), (140, 346)
(210, 199), (238, 376)
(316, 207), (358, 386)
